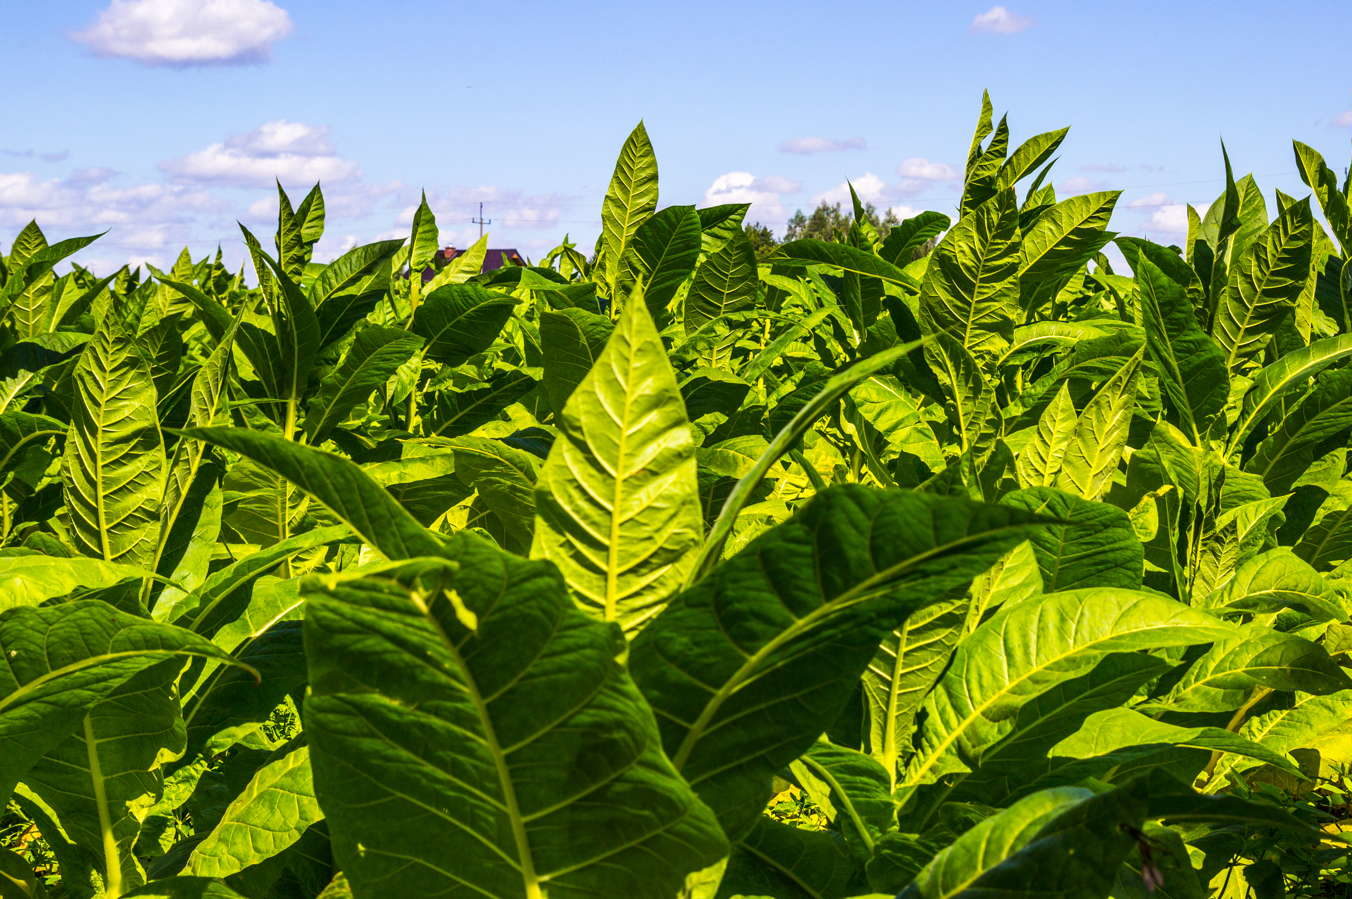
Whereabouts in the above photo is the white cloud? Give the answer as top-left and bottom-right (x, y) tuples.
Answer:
(812, 173), (889, 208)
(0, 171), (211, 228)
(226, 120), (333, 156)
(0, 166), (223, 270)
(1149, 205), (1189, 234)
(897, 157), (957, 180)
(313, 232), (358, 261)
(970, 5), (1032, 34)
(120, 225), (171, 250)
(754, 175), (802, 193)
(888, 204), (920, 220)
(1128, 192), (1170, 208)
(779, 137), (867, 155)
(161, 121), (359, 187)
(246, 196), (276, 219)
(72, 0), (292, 66)
(1336, 111), (1352, 128)
(437, 186), (572, 230)
(1148, 202), (1210, 234)
(704, 172), (799, 221)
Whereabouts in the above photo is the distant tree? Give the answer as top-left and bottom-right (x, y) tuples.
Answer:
(743, 222), (779, 260)
(784, 202), (851, 243)
(782, 201), (902, 244)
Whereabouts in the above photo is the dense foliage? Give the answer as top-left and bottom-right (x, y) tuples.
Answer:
(3, 93), (1352, 898)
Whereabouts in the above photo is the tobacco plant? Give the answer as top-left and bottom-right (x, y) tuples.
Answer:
(2, 94), (1352, 898)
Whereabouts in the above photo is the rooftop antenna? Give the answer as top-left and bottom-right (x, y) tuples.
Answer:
(471, 202), (492, 238)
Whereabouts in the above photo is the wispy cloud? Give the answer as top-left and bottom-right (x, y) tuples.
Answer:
(161, 121), (359, 187)
(779, 137), (867, 155)
(970, 5), (1033, 34)
(1058, 175), (1109, 193)
(2, 148), (70, 163)
(897, 157), (957, 180)
(1127, 191), (1170, 208)
(72, 0), (293, 66)
(1080, 162), (1166, 174)
(1335, 110), (1352, 128)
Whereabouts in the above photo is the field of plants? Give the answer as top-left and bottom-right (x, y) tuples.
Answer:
(3, 93), (1352, 898)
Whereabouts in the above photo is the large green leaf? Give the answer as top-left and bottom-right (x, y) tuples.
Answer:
(185, 745), (322, 879)
(539, 307), (615, 417)
(411, 283), (517, 366)
(307, 238), (405, 309)
(178, 427), (442, 560)
(998, 128), (1069, 190)
(1228, 333), (1352, 453)
(1216, 689), (1352, 783)
(303, 325), (421, 442)
(303, 539), (727, 898)
(1212, 199), (1313, 372)
(880, 212), (950, 266)
(1207, 548), (1344, 621)
(1152, 624), (1352, 713)
(532, 297), (702, 634)
(720, 817), (863, 898)
(1054, 348), (1142, 500)
(0, 553), (147, 611)
(0, 602), (241, 798)
(250, 234), (322, 427)
(904, 787), (1150, 899)
(0, 411), (62, 479)
(1049, 707), (1303, 777)
(941, 653), (1172, 807)
(863, 595), (969, 784)
(630, 485), (1042, 838)
(1018, 191), (1119, 315)
(406, 191), (439, 272)
(1293, 141), (1351, 253)
(1001, 488), (1143, 590)
(904, 589), (1233, 787)
(774, 240), (920, 290)
(685, 231), (758, 335)
(900, 787), (1100, 899)
(1015, 382), (1077, 488)
(791, 741), (895, 854)
(23, 666), (184, 893)
(62, 312), (166, 566)
(428, 370), (536, 439)
(917, 189), (1020, 359)
(1246, 369), (1352, 494)
(597, 122), (659, 302)
(632, 204), (701, 317)
(1119, 238), (1227, 442)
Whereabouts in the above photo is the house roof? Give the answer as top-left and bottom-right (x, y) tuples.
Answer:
(433, 246), (523, 270)
(420, 246), (523, 283)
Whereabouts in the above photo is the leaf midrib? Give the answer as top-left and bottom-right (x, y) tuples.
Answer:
(669, 520), (1032, 773)
(905, 607), (1223, 787)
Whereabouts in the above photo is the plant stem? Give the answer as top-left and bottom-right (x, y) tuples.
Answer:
(84, 715), (122, 899)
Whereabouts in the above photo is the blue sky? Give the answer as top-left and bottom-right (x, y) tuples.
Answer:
(2, 0), (1350, 271)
